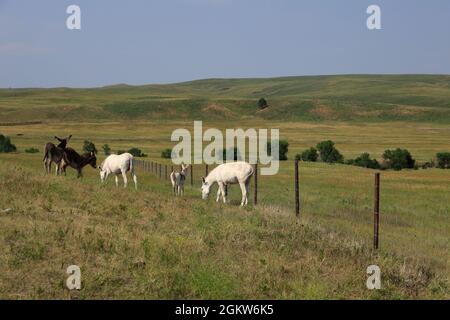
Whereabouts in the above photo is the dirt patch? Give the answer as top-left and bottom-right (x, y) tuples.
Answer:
(201, 104), (236, 119)
(309, 105), (338, 119)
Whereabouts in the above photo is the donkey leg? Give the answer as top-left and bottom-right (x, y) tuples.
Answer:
(122, 171), (128, 188)
(115, 175), (119, 187)
(216, 184), (222, 202)
(239, 182), (247, 206)
(132, 172), (138, 190)
(244, 180), (251, 205)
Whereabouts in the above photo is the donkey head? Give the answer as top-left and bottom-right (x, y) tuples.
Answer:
(88, 151), (97, 169)
(201, 177), (211, 200)
(181, 163), (190, 173)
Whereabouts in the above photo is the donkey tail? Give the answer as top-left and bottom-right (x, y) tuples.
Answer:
(129, 157), (135, 173)
(43, 147), (50, 162)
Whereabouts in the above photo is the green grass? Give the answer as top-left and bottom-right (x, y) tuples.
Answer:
(0, 119), (449, 299)
(1, 75), (450, 123)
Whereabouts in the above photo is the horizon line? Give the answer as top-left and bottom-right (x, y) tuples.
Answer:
(1, 73), (449, 90)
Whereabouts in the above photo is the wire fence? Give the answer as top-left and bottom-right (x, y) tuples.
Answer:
(134, 158), (450, 252)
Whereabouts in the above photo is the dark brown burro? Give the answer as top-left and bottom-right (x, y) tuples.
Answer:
(43, 135), (72, 174)
(61, 147), (97, 178)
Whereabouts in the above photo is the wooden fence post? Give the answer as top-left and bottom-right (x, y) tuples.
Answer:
(205, 164), (209, 177)
(159, 163), (162, 179)
(190, 165), (194, 186)
(295, 159), (300, 218)
(165, 165), (168, 180)
(374, 172), (380, 250)
(254, 163), (258, 205)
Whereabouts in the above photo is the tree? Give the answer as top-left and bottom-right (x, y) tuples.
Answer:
(161, 148), (172, 159)
(316, 140), (343, 164)
(382, 148), (415, 170)
(267, 140), (289, 161)
(0, 134), (17, 153)
(257, 98), (268, 110)
(297, 147), (318, 162)
(352, 153), (380, 169)
(436, 152), (450, 169)
(128, 148), (146, 157)
(82, 140), (97, 154)
(102, 144), (111, 156)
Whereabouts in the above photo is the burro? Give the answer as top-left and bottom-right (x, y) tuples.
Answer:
(171, 121), (280, 176)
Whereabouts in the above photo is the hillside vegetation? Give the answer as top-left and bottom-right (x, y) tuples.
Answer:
(1, 75), (450, 123)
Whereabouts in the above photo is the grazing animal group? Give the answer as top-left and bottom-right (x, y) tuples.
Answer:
(43, 136), (137, 189)
(43, 136), (255, 206)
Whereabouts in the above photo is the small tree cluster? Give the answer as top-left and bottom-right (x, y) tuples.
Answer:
(102, 144), (111, 156)
(296, 141), (343, 164)
(128, 147), (146, 157)
(346, 153), (380, 169)
(0, 134), (17, 153)
(82, 140), (97, 154)
(316, 140), (344, 164)
(436, 152), (450, 169)
(257, 98), (268, 110)
(295, 147), (318, 162)
(267, 140), (289, 161)
(382, 148), (415, 171)
(161, 148), (172, 159)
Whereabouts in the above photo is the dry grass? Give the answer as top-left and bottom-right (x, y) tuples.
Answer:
(0, 119), (449, 299)
(0, 154), (448, 299)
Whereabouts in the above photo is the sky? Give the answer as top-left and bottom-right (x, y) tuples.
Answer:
(1, 0), (450, 88)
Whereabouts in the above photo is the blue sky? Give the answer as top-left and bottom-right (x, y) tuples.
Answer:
(1, 0), (449, 87)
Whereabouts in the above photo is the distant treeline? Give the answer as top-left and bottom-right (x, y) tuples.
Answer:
(0, 121), (42, 126)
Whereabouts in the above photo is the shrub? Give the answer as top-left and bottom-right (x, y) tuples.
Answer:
(436, 152), (450, 169)
(161, 148), (172, 159)
(382, 148), (415, 170)
(0, 134), (17, 153)
(82, 140), (97, 154)
(128, 147), (146, 157)
(257, 98), (268, 110)
(117, 150), (126, 155)
(351, 153), (380, 169)
(267, 140), (289, 161)
(297, 147), (318, 162)
(316, 140), (343, 164)
(421, 160), (435, 169)
(25, 147), (39, 154)
(102, 144), (111, 156)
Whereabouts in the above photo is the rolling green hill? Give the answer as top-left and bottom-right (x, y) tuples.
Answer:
(1, 75), (450, 123)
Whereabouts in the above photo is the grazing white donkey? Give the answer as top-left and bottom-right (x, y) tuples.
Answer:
(170, 163), (190, 196)
(99, 153), (137, 190)
(201, 161), (254, 206)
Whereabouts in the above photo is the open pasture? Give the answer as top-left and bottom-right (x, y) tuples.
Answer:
(0, 120), (449, 299)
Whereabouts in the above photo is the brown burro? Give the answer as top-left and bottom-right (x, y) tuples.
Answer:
(43, 135), (72, 175)
(60, 148), (97, 178)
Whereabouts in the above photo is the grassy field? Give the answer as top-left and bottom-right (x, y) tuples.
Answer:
(1, 75), (450, 123)
(0, 119), (449, 299)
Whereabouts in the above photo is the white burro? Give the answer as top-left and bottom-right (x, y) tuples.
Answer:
(98, 153), (138, 190)
(201, 161), (254, 206)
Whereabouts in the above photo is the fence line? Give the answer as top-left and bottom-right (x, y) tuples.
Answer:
(134, 158), (381, 249)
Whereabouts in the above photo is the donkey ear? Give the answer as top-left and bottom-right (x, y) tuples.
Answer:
(201, 177), (206, 184)
(67, 135), (72, 140)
